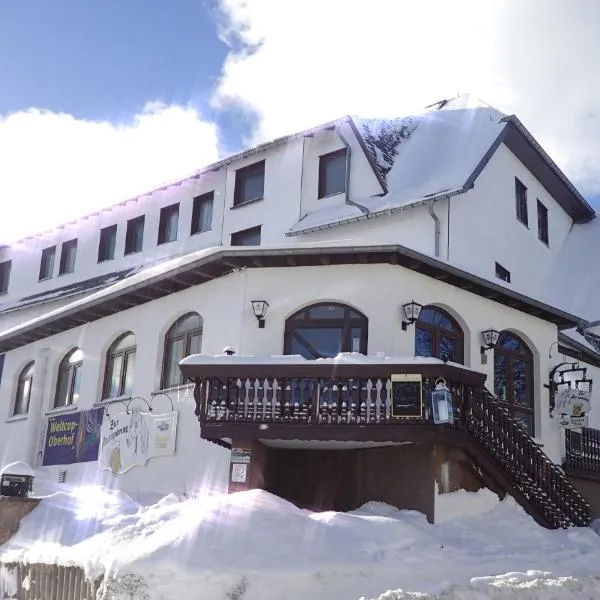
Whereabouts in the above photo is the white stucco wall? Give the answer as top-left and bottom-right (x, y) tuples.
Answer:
(0, 262), (565, 503)
(449, 144), (574, 294)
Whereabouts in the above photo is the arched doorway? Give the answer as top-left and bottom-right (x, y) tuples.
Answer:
(415, 306), (464, 364)
(493, 331), (535, 434)
(284, 302), (368, 359)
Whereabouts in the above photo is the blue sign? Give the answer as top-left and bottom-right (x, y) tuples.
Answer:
(42, 407), (104, 466)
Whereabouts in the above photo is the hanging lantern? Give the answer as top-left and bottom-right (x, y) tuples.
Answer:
(431, 377), (454, 425)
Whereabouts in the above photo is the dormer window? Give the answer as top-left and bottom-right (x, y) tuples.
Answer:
(98, 225), (117, 262)
(318, 149), (347, 198)
(234, 161), (265, 207)
(39, 246), (56, 280)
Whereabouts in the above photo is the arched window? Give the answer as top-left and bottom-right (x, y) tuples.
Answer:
(415, 306), (464, 364)
(54, 348), (83, 408)
(162, 312), (203, 389)
(494, 331), (534, 434)
(14, 361), (34, 416)
(103, 333), (136, 399)
(284, 302), (368, 359)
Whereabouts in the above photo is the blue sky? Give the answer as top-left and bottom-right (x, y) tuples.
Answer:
(1, 0), (600, 241)
(0, 0), (253, 149)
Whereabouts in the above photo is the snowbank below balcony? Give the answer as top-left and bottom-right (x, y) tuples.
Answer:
(3, 486), (600, 599)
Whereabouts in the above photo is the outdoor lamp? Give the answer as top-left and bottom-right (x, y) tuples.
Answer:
(251, 300), (269, 328)
(481, 329), (500, 353)
(431, 378), (454, 425)
(401, 300), (423, 331)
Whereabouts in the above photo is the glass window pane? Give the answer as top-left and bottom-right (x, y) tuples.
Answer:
(294, 328), (342, 359)
(14, 378), (31, 415)
(170, 313), (202, 336)
(123, 351), (136, 396)
(440, 336), (460, 363)
(188, 333), (202, 356)
(242, 169), (264, 203)
(512, 410), (533, 435)
(512, 358), (532, 406)
(498, 332), (531, 355)
(113, 333), (135, 352)
(351, 327), (362, 353)
(107, 355), (123, 398)
(71, 364), (81, 404)
(164, 339), (184, 387)
(494, 353), (508, 401)
(308, 305), (345, 319)
(415, 327), (434, 357)
(418, 307), (456, 331)
(322, 152), (346, 196)
(55, 367), (70, 407)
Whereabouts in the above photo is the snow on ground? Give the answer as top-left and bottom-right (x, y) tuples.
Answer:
(2, 487), (600, 599)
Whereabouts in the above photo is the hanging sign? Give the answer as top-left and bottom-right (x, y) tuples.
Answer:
(555, 388), (591, 429)
(390, 374), (423, 418)
(99, 409), (178, 475)
(41, 407), (104, 466)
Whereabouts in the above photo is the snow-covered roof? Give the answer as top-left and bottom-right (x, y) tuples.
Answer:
(0, 242), (584, 353)
(288, 95), (595, 235)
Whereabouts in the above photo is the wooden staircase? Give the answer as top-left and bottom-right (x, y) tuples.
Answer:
(459, 387), (591, 528)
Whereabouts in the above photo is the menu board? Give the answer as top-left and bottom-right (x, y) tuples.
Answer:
(391, 374), (423, 418)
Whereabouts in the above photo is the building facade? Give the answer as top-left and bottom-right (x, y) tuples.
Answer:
(1, 95), (599, 522)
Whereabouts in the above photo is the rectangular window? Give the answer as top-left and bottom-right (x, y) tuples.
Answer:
(125, 215), (145, 254)
(0, 260), (11, 294)
(233, 160), (265, 206)
(58, 239), (77, 274)
(231, 225), (261, 246)
(98, 225), (117, 262)
(537, 199), (549, 245)
(191, 192), (214, 234)
(495, 262), (511, 283)
(158, 203), (179, 244)
(39, 246), (56, 280)
(515, 178), (528, 226)
(318, 149), (347, 198)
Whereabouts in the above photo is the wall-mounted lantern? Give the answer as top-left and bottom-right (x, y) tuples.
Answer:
(401, 300), (423, 331)
(251, 300), (269, 329)
(431, 377), (454, 425)
(480, 329), (500, 353)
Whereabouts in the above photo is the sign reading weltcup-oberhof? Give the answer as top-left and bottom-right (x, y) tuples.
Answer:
(554, 388), (591, 429)
(99, 409), (178, 475)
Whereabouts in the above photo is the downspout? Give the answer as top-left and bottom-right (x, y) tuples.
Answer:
(428, 201), (441, 258)
(335, 126), (369, 214)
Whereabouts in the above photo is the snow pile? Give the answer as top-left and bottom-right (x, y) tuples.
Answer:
(2, 487), (600, 599)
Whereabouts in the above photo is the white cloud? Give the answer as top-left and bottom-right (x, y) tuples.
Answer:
(0, 103), (219, 243)
(214, 0), (600, 198)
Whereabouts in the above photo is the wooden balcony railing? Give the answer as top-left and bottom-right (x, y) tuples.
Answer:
(565, 427), (600, 474)
(182, 356), (591, 529)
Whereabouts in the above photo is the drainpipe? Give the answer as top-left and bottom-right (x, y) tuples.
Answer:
(335, 126), (369, 214)
(428, 201), (441, 258)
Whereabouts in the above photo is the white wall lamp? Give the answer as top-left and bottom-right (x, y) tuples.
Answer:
(251, 300), (269, 329)
(401, 300), (423, 331)
(481, 329), (500, 353)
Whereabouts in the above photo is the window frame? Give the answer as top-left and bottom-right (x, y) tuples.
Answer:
(493, 331), (535, 435)
(0, 260), (11, 294)
(125, 215), (145, 255)
(191, 192), (214, 235)
(102, 333), (136, 399)
(161, 313), (203, 389)
(54, 349), (83, 408)
(157, 203), (180, 245)
(414, 306), (464, 364)
(495, 262), (511, 283)
(58, 239), (78, 275)
(231, 225), (262, 246)
(537, 199), (549, 245)
(283, 302), (368, 359)
(233, 160), (265, 207)
(39, 246), (56, 280)
(14, 361), (34, 416)
(515, 178), (528, 226)
(318, 149), (347, 199)
(98, 225), (117, 262)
